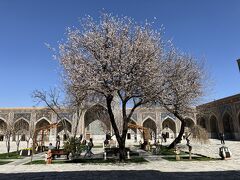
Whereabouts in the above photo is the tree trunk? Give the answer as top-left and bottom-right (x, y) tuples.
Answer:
(73, 108), (82, 139)
(7, 141), (10, 155)
(106, 95), (127, 161)
(118, 140), (126, 162)
(168, 120), (186, 149)
(6, 138), (10, 157)
(16, 140), (20, 153)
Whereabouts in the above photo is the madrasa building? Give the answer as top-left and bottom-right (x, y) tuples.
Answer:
(0, 94), (240, 144)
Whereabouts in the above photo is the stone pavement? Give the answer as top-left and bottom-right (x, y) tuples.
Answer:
(178, 138), (239, 159)
(0, 139), (240, 179)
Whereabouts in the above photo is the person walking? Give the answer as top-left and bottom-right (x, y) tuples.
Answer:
(84, 138), (94, 157)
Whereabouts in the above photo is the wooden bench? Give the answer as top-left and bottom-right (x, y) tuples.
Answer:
(51, 149), (69, 159)
(104, 147), (131, 157)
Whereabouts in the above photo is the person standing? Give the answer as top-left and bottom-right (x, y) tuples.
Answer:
(46, 150), (52, 164)
(219, 132), (225, 144)
(56, 135), (60, 149)
(221, 133), (225, 144)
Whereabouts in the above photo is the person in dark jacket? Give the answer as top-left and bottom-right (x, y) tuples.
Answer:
(219, 132), (225, 144)
(84, 138), (94, 157)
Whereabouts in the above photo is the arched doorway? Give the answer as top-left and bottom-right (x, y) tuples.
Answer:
(184, 118), (195, 136)
(209, 115), (218, 138)
(35, 119), (50, 142)
(0, 119), (7, 141)
(143, 118), (156, 141)
(14, 119), (29, 141)
(238, 113), (240, 132)
(84, 104), (110, 141)
(197, 117), (207, 129)
(162, 118), (176, 139)
(185, 118), (195, 128)
(57, 119), (72, 141)
(222, 113), (234, 139)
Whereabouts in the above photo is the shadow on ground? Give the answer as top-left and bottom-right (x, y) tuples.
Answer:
(0, 170), (240, 180)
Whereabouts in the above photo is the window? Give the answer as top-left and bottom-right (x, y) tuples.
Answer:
(127, 133), (131, 140)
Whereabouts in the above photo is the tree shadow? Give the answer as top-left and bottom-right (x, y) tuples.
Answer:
(0, 170), (240, 180)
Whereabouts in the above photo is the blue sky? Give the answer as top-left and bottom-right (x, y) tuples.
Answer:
(0, 0), (240, 107)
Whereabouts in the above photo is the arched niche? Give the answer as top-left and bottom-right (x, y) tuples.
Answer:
(84, 104), (110, 140)
(57, 119), (72, 140)
(209, 115), (218, 138)
(162, 118), (176, 139)
(238, 112), (240, 131)
(197, 117), (207, 129)
(143, 118), (156, 140)
(14, 119), (29, 141)
(14, 119), (29, 133)
(222, 112), (234, 139)
(0, 119), (7, 141)
(57, 119), (72, 133)
(35, 118), (50, 142)
(185, 118), (195, 128)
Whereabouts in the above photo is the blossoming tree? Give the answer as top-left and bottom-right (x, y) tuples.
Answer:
(57, 13), (205, 160)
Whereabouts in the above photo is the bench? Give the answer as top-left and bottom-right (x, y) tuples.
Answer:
(104, 147), (131, 157)
(51, 149), (69, 159)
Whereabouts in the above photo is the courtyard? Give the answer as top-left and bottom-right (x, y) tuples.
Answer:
(1, 0), (240, 179)
(0, 139), (239, 179)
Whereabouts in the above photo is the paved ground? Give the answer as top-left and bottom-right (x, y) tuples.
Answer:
(0, 170), (240, 180)
(0, 139), (239, 179)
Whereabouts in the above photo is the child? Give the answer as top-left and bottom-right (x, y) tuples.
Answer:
(46, 150), (52, 164)
(45, 152), (48, 163)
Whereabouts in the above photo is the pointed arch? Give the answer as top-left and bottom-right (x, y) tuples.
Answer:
(35, 118), (50, 129)
(185, 118), (195, 128)
(238, 112), (240, 131)
(222, 112), (234, 139)
(57, 119), (72, 141)
(209, 115), (218, 138)
(0, 118), (7, 130)
(197, 117), (206, 129)
(13, 118), (29, 142)
(143, 118), (156, 140)
(162, 117), (176, 138)
(84, 104), (110, 139)
(0, 119), (7, 141)
(14, 118), (29, 133)
(35, 118), (51, 142)
(57, 119), (72, 133)
(35, 117), (51, 126)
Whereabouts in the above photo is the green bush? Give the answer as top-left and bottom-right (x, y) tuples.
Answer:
(63, 137), (84, 156)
